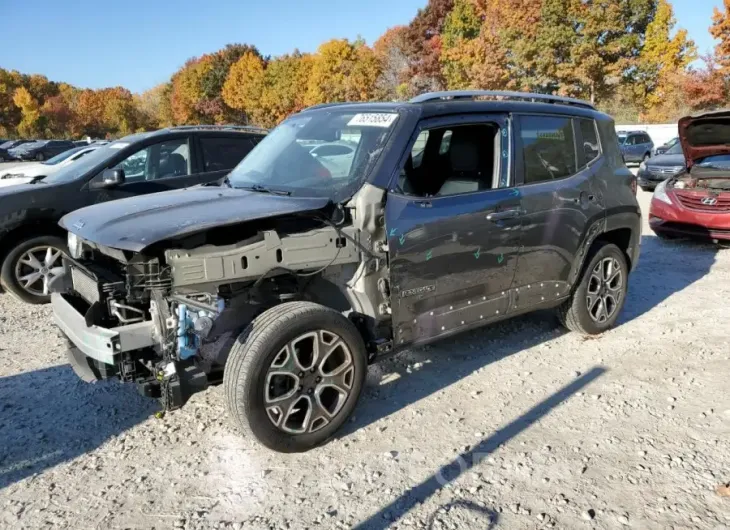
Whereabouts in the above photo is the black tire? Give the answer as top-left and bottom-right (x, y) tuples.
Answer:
(224, 301), (368, 452)
(557, 242), (628, 335)
(0, 234), (67, 304)
(36, 152), (44, 161)
(639, 186), (651, 192)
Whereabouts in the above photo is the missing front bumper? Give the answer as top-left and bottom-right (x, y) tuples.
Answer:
(52, 292), (156, 366)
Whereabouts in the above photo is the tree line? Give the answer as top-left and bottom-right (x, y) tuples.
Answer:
(2, 0), (729, 139)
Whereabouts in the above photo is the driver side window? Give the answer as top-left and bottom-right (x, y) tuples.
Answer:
(115, 139), (190, 182)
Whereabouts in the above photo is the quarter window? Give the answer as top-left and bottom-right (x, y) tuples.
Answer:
(519, 116), (577, 184)
(577, 119), (600, 168)
(200, 137), (255, 172)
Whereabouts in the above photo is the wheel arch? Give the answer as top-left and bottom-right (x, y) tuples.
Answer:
(0, 220), (67, 267)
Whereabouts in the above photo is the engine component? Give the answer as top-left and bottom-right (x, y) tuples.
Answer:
(174, 301), (221, 360)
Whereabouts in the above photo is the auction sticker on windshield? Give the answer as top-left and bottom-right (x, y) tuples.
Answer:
(347, 113), (398, 128)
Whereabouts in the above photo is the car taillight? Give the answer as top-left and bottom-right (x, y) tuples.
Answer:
(630, 177), (637, 195)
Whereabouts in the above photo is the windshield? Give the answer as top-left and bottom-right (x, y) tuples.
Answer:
(665, 142), (683, 155)
(42, 146), (91, 166)
(42, 142), (125, 184)
(0, 141), (15, 149)
(227, 110), (399, 199)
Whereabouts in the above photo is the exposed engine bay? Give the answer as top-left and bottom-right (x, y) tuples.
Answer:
(58, 184), (391, 409)
(672, 167), (730, 191)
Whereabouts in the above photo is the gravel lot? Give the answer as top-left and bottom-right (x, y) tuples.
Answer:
(1, 185), (729, 530)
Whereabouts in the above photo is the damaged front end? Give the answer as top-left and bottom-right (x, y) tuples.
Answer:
(52, 185), (391, 410)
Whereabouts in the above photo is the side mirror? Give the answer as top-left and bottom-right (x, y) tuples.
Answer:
(92, 168), (125, 189)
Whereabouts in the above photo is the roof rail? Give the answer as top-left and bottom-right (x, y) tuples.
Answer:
(167, 124), (268, 133)
(410, 90), (596, 110)
(300, 102), (353, 113)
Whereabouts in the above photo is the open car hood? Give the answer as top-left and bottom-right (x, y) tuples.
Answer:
(679, 109), (730, 168)
(59, 186), (331, 252)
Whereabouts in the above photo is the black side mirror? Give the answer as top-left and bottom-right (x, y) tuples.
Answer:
(92, 168), (125, 189)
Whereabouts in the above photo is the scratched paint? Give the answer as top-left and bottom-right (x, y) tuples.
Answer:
(474, 247), (481, 259)
(425, 249), (433, 261)
(497, 253), (504, 264)
(399, 234), (406, 245)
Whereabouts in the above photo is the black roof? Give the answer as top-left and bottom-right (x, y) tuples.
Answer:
(117, 124), (268, 144)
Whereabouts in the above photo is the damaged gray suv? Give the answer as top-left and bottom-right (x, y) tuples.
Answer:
(52, 91), (641, 452)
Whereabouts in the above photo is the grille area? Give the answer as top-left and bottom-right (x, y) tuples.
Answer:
(674, 191), (730, 212)
(648, 165), (683, 176)
(71, 267), (100, 304)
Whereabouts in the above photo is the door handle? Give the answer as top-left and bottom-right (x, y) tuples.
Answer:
(486, 209), (522, 221)
(414, 200), (432, 208)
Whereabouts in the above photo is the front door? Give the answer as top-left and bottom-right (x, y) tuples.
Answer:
(385, 114), (522, 347)
(89, 137), (199, 203)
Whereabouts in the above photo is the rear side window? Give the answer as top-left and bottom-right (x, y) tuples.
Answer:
(577, 119), (600, 168)
(519, 115), (577, 184)
(200, 137), (256, 171)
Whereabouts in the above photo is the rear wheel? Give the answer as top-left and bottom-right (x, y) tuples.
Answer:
(0, 235), (66, 304)
(224, 302), (368, 452)
(557, 243), (628, 335)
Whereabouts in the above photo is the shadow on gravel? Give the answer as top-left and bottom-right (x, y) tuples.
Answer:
(353, 367), (606, 530)
(619, 234), (719, 324)
(0, 364), (158, 490)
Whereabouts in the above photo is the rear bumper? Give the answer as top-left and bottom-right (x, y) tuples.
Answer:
(649, 197), (730, 241)
(52, 292), (155, 367)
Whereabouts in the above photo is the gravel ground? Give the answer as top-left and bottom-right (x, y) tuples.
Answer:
(1, 188), (729, 530)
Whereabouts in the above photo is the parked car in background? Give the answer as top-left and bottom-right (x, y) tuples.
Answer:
(0, 125), (266, 304)
(653, 136), (679, 156)
(650, 109), (730, 242)
(618, 130), (654, 164)
(309, 141), (357, 178)
(8, 139), (76, 161)
(637, 141), (686, 191)
(0, 140), (33, 162)
(51, 90), (640, 452)
(0, 145), (101, 187)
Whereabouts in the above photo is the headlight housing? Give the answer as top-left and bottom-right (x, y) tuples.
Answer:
(67, 232), (82, 259)
(653, 179), (672, 205)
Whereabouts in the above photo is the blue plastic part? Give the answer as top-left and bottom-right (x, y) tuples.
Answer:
(176, 304), (200, 360)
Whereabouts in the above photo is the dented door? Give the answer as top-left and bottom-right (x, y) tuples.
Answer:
(385, 187), (522, 347)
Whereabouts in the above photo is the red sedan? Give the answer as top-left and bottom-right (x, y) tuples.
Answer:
(649, 110), (730, 242)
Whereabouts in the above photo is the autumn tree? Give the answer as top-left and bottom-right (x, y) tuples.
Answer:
(259, 52), (314, 126)
(635, 0), (696, 121)
(373, 26), (411, 100)
(440, 0), (481, 89)
(711, 0), (730, 75)
(304, 39), (381, 106)
(13, 86), (42, 138)
(403, 0), (454, 93)
(682, 55), (727, 111)
(170, 56), (214, 124)
(221, 51), (266, 125)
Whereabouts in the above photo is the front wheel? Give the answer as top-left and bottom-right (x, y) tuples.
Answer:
(224, 302), (368, 452)
(557, 243), (628, 335)
(0, 235), (67, 304)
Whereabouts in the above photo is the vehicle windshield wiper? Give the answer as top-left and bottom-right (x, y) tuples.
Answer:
(240, 184), (291, 196)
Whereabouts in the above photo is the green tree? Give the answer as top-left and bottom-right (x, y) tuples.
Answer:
(440, 0), (481, 89)
(13, 86), (42, 138)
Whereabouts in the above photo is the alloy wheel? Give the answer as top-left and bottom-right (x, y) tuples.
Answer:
(264, 330), (355, 434)
(586, 257), (623, 324)
(14, 246), (64, 297)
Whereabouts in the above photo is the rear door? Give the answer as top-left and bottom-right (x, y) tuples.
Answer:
(386, 113), (522, 347)
(194, 134), (260, 184)
(511, 114), (605, 308)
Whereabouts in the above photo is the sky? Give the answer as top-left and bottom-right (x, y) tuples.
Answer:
(0, 0), (723, 94)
